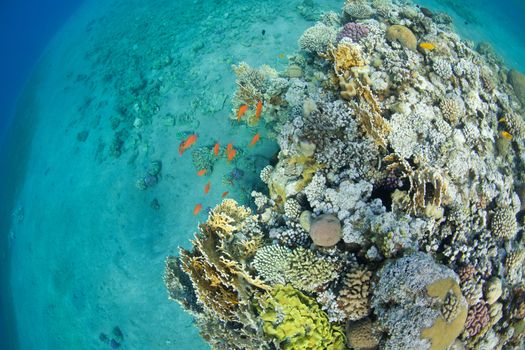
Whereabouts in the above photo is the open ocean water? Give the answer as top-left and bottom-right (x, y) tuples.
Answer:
(0, 0), (524, 349)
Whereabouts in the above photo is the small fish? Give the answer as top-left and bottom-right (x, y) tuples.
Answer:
(255, 100), (263, 120)
(227, 148), (237, 162)
(278, 53), (285, 59)
(237, 105), (249, 121)
(179, 134), (198, 155)
(499, 117), (507, 123)
(500, 131), (513, 140)
(193, 203), (202, 215)
(184, 134), (198, 149)
(419, 42), (435, 51)
(204, 181), (211, 194)
(213, 143), (220, 156)
(197, 169), (207, 176)
(249, 133), (260, 147)
(226, 143), (233, 153)
(221, 191), (229, 198)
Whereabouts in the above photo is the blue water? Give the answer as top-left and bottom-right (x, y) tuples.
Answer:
(0, 0), (524, 349)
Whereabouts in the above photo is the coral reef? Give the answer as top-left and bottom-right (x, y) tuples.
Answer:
(385, 25), (417, 51)
(345, 318), (380, 350)
(164, 0), (525, 348)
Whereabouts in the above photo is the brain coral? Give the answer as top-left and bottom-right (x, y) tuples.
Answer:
(309, 214), (343, 247)
(385, 25), (417, 51)
(256, 284), (346, 350)
(372, 253), (468, 350)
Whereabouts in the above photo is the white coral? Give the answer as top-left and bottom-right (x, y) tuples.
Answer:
(298, 22), (336, 54)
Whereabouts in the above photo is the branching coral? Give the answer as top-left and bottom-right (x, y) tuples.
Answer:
(490, 206), (517, 239)
(286, 247), (339, 292)
(252, 245), (291, 285)
(337, 265), (372, 321)
(174, 200), (269, 322)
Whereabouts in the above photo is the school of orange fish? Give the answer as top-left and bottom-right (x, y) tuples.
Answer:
(179, 101), (264, 216)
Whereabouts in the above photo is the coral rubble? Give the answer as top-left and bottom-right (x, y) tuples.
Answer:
(165, 0), (525, 348)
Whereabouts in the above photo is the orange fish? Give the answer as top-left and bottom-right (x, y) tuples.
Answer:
(237, 105), (249, 121)
(249, 133), (260, 147)
(184, 134), (198, 148)
(204, 181), (211, 194)
(221, 191), (229, 198)
(193, 203), (202, 215)
(255, 100), (263, 120)
(226, 143), (233, 153)
(227, 148), (237, 162)
(197, 169), (207, 176)
(213, 143), (220, 156)
(179, 134), (198, 155)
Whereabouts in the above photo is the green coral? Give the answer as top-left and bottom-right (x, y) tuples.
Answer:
(256, 284), (346, 350)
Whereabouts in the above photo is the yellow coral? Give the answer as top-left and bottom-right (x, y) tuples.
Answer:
(322, 42), (365, 75)
(256, 285), (346, 350)
(420, 278), (468, 350)
(178, 200), (269, 321)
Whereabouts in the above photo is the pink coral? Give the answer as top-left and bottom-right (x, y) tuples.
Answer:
(465, 301), (490, 337)
(336, 22), (369, 43)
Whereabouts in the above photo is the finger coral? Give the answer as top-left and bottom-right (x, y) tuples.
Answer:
(337, 265), (372, 321)
(286, 247), (339, 292)
(252, 245), (291, 285)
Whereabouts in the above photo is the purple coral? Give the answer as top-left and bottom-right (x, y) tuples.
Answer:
(465, 301), (490, 337)
(336, 22), (369, 43)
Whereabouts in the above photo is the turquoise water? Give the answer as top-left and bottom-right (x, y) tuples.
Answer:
(0, 0), (524, 349)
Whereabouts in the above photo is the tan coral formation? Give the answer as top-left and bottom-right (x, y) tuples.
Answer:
(337, 265), (372, 321)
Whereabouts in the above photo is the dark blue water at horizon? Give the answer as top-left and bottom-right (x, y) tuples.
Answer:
(0, 1), (84, 348)
(0, 0), (85, 139)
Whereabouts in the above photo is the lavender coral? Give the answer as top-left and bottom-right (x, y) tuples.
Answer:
(336, 22), (370, 43)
